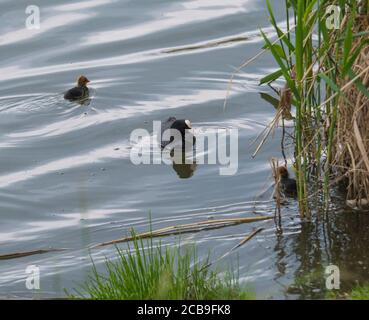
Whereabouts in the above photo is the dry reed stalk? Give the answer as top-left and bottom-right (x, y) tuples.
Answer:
(93, 216), (273, 248)
(0, 248), (67, 261)
(333, 16), (369, 207)
(252, 76), (295, 158)
(198, 228), (264, 272)
(270, 158), (282, 213)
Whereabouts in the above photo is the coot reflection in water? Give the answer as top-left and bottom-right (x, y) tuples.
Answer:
(170, 148), (197, 179)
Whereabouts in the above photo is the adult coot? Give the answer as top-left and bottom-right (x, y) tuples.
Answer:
(160, 117), (195, 149)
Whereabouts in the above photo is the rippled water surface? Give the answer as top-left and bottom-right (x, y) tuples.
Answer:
(1, 0), (369, 299)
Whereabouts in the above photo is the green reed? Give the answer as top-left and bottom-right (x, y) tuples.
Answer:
(260, 0), (369, 217)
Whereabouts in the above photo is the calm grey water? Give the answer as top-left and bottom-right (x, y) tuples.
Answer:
(1, 0), (368, 299)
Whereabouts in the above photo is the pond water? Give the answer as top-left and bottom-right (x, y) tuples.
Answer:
(0, 0), (368, 299)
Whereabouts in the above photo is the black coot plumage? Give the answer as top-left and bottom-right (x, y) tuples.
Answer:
(278, 166), (297, 197)
(64, 75), (90, 101)
(160, 117), (195, 149)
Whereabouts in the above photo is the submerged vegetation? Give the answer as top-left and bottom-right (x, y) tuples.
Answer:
(256, 0), (369, 216)
(69, 235), (254, 300)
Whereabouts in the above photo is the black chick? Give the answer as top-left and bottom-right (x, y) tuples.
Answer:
(277, 166), (297, 197)
(64, 75), (90, 101)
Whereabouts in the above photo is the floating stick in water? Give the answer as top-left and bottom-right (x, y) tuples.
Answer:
(92, 216), (272, 248)
(0, 248), (67, 261)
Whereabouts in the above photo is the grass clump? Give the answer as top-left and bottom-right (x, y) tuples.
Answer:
(69, 236), (253, 300)
(350, 284), (369, 300)
(326, 283), (369, 300)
